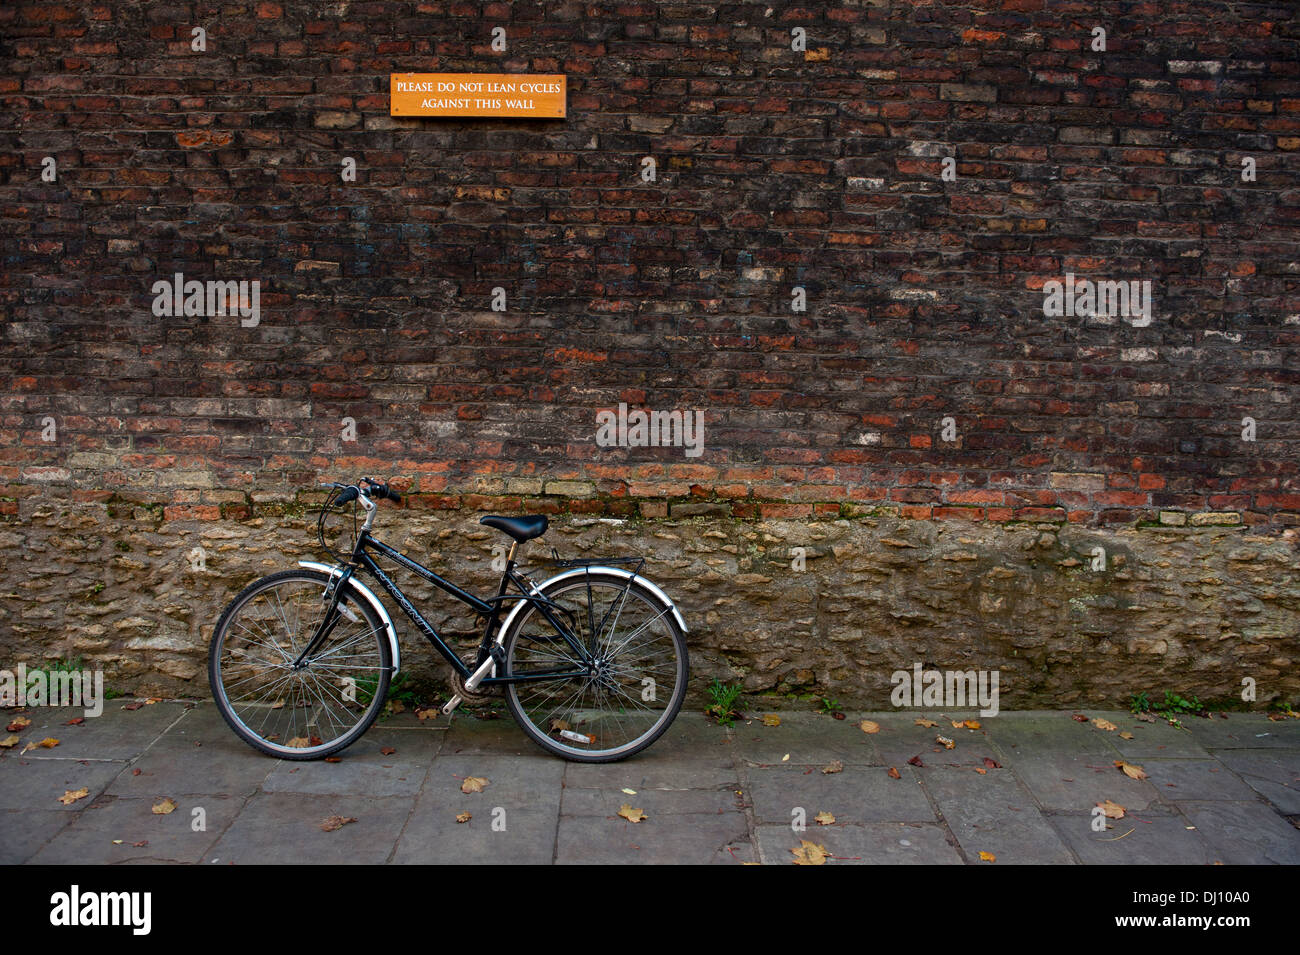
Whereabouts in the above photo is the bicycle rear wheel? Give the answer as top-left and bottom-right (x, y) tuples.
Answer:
(501, 572), (688, 762)
(209, 569), (392, 760)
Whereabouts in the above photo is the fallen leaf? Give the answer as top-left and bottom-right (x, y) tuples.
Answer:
(1092, 718), (1118, 731)
(1135, 711), (1156, 723)
(781, 753), (790, 762)
(112, 839), (123, 845)
(270, 699), (285, 710)
(59, 788), (89, 805)
(951, 719), (964, 729)
(21, 742), (37, 754)
(416, 707), (437, 721)
(152, 798), (177, 815)
(38, 738), (59, 748)
(975, 767), (987, 775)
(461, 776), (489, 794)
(1119, 731), (1134, 740)
(617, 804), (646, 823)
(1071, 713), (1089, 723)
(380, 747), (396, 756)
(387, 701), (405, 714)
(964, 720), (982, 730)
(907, 755), (924, 767)
(324, 756), (342, 763)
(914, 718), (938, 728)
(310, 735), (322, 746)
(791, 840), (828, 865)
(455, 812), (471, 824)
(887, 767), (901, 779)
(978, 850), (996, 863)
(814, 811), (835, 826)
(132, 840), (148, 847)
(319, 815), (356, 832)
(1097, 799), (1126, 819)
(1267, 711), (1287, 722)
(1115, 760), (1148, 780)
(821, 760), (844, 775)
(621, 788), (637, 795)
(132, 768), (142, 776)
(6, 717), (31, 732)
(65, 717), (85, 726)
(286, 736), (310, 748)
(0, 734), (18, 748)
(936, 735), (955, 750)
(983, 757), (1001, 769)
(762, 714), (781, 727)
(123, 702), (144, 711)
(859, 720), (880, 734)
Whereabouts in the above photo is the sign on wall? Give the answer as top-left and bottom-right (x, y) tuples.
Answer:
(390, 73), (566, 118)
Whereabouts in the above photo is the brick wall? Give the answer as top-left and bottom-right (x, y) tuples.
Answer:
(1, 2), (1298, 701)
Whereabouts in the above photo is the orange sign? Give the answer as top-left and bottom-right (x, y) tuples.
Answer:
(390, 73), (566, 118)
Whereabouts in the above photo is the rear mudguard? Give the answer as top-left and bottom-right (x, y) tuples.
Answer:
(494, 565), (689, 647)
(297, 560), (401, 674)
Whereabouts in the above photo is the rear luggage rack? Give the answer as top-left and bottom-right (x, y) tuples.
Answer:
(545, 549), (645, 576)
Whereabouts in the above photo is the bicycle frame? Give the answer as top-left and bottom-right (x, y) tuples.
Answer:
(299, 527), (594, 687)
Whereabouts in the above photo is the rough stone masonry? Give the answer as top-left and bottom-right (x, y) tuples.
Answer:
(0, 1), (1297, 706)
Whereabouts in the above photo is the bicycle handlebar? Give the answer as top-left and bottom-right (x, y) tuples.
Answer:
(322, 480), (401, 506)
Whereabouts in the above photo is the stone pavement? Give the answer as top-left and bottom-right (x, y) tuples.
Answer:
(2, 701), (1298, 865)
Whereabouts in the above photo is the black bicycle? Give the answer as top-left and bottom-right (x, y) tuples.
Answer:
(208, 478), (689, 762)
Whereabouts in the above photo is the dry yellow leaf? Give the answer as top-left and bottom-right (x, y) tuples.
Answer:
(951, 720), (964, 729)
(461, 776), (489, 794)
(21, 741), (37, 754)
(1092, 718), (1118, 731)
(6, 717), (31, 732)
(319, 815), (356, 832)
(286, 736), (310, 748)
(978, 850), (996, 863)
(152, 798), (177, 815)
(58, 787), (89, 805)
(887, 767), (901, 779)
(617, 804), (646, 823)
(38, 737), (59, 748)
(791, 840), (828, 865)
(860, 720), (880, 734)
(915, 718), (938, 728)
(455, 812), (472, 824)
(1097, 799), (1126, 819)
(1119, 731), (1134, 740)
(936, 735), (956, 750)
(0, 734), (18, 748)
(621, 788), (637, 795)
(762, 714), (781, 726)
(270, 699), (285, 710)
(1115, 760), (1148, 780)
(821, 760), (844, 775)
(814, 811), (835, 826)
(964, 720), (981, 730)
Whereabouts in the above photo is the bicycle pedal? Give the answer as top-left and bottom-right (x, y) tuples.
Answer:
(441, 694), (464, 716)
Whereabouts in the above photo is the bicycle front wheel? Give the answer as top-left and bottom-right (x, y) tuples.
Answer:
(209, 569), (392, 760)
(501, 572), (688, 762)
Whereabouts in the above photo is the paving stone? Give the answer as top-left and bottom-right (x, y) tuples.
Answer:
(562, 783), (741, 816)
(921, 766), (1076, 864)
(745, 764), (934, 824)
(5, 702), (187, 761)
(731, 712), (879, 766)
(1140, 758), (1261, 805)
(394, 807), (558, 864)
(419, 754), (566, 811)
(261, 729), (438, 796)
(755, 822), (962, 865)
(0, 809), (73, 863)
(1011, 753), (1163, 812)
(558, 811), (753, 864)
(107, 734), (274, 798)
(1178, 801), (1300, 864)
(0, 755), (127, 811)
(28, 795), (241, 864)
(1048, 810), (1216, 865)
(1183, 714), (1300, 751)
(1211, 750), (1300, 813)
(205, 792), (413, 864)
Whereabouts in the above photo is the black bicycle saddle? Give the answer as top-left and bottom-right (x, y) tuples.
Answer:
(479, 514), (549, 543)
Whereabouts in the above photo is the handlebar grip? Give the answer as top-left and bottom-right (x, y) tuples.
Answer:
(383, 487), (402, 503)
(333, 486), (359, 505)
